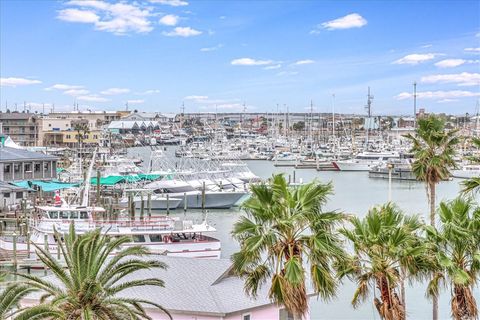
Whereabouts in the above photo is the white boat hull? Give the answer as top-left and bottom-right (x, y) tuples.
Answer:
(333, 161), (380, 171)
(171, 191), (247, 209)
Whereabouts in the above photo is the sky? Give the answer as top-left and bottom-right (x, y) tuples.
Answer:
(0, 0), (479, 115)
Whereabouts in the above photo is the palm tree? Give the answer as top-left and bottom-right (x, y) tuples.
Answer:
(461, 137), (480, 194)
(337, 203), (433, 320)
(405, 114), (459, 226)
(405, 114), (459, 320)
(425, 197), (480, 320)
(5, 224), (171, 320)
(73, 122), (90, 149)
(231, 174), (346, 319)
(0, 283), (37, 319)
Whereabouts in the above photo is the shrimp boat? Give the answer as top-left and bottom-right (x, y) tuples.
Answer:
(0, 151), (221, 260)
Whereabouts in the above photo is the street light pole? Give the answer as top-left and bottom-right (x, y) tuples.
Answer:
(388, 163), (394, 202)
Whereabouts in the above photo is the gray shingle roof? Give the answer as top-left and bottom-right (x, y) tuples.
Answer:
(118, 256), (275, 315)
(33, 255), (276, 316)
(0, 146), (58, 162)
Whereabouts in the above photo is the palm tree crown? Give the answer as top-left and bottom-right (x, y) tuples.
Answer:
(5, 224), (171, 320)
(231, 174), (346, 319)
(337, 203), (433, 320)
(404, 114), (459, 226)
(426, 197), (480, 320)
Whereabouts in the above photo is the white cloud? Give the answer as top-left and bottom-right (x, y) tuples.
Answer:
(200, 44), (223, 52)
(163, 27), (202, 37)
(77, 95), (110, 102)
(1, 77), (42, 87)
(395, 90), (480, 100)
(393, 53), (439, 65)
(231, 58), (273, 66)
(184, 95), (208, 102)
(294, 59), (315, 65)
(63, 89), (90, 96)
(127, 99), (144, 104)
(421, 72), (480, 86)
(264, 64), (282, 70)
(141, 89), (160, 95)
(318, 13), (367, 31)
(421, 44), (432, 48)
(46, 83), (84, 91)
(434, 59), (466, 68)
(149, 0), (188, 6)
(57, 8), (99, 23)
(465, 47), (480, 52)
(59, 1), (153, 35)
(159, 14), (179, 26)
(434, 59), (479, 68)
(437, 98), (459, 103)
(100, 87), (130, 95)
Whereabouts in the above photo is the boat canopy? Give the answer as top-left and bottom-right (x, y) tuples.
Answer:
(91, 174), (163, 185)
(12, 180), (79, 192)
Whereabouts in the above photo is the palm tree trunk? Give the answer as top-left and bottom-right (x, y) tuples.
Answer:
(429, 182), (438, 320)
(400, 266), (406, 310)
(429, 182), (436, 227)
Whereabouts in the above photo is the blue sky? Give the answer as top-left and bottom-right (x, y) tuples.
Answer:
(0, 0), (479, 115)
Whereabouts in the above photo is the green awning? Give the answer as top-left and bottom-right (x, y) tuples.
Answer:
(91, 176), (125, 186)
(12, 180), (79, 192)
(138, 173), (161, 181)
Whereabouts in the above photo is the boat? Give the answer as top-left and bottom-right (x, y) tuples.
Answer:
(0, 205), (221, 259)
(332, 151), (400, 171)
(451, 164), (480, 179)
(144, 179), (247, 209)
(368, 157), (416, 181)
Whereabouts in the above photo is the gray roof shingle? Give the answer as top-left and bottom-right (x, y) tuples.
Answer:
(0, 146), (58, 162)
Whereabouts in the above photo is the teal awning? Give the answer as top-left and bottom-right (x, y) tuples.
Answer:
(138, 173), (161, 181)
(12, 180), (79, 192)
(90, 176), (125, 186)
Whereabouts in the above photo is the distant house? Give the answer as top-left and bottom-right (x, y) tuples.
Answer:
(107, 120), (160, 134)
(122, 111), (174, 123)
(23, 256), (307, 320)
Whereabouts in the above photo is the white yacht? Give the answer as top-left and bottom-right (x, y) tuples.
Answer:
(451, 164), (480, 179)
(332, 151), (400, 171)
(144, 179), (247, 209)
(0, 204), (221, 259)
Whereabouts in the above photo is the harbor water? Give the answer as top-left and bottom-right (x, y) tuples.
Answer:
(129, 147), (478, 320)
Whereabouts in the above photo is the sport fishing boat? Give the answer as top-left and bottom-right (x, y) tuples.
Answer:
(451, 164), (480, 179)
(0, 205), (220, 259)
(332, 151), (400, 171)
(144, 179), (247, 209)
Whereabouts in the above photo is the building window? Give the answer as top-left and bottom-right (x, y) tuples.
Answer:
(14, 164), (20, 172)
(24, 163), (32, 172)
(243, 314), (251, 320)
(4, 165), (10, 173)
(132, 235), (145, 243)
(3, 193), (10, 198)
(16, 192), (23, 198)
(43, 162), (49, 171)
(34, 163), (41, 172)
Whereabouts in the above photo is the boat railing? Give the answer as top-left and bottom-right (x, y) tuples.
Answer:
(29, 217), (179, 232)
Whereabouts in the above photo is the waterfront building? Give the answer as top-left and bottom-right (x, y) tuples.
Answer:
(0, 140), (58, 182)
(0, 111), (39, 146)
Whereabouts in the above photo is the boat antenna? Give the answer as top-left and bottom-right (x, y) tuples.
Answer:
(413, 82), (417, 129)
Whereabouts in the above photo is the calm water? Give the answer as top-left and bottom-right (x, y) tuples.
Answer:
(129, 147), (479, 320)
